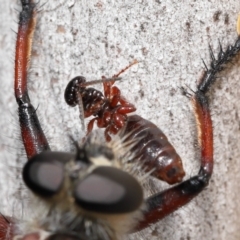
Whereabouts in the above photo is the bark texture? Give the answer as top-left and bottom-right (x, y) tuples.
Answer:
(0, 1), (240, 239)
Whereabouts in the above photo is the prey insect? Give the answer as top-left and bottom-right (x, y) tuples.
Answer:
(64, 70), (185, 185)
(1, 0), (240, 239)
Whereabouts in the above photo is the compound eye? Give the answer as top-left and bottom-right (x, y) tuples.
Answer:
(23, 152), (72, 197)
(46, 232), (88, 240)
(64, 76), (86, 107)
(74, 166), (143, 214)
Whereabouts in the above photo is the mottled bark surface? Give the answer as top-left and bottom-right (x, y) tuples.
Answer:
(0, 1), (240, 239)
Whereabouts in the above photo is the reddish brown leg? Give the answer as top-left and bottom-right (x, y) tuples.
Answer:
(103, 79), (114, 99)
(109, 86), (121, 107)
(135, 34), (240, 231)
(15, 0), (50, 160)
(0, 215), (14, 240)
(86, 117), (98, 136)
(110, 86), (137, 114)
(136, 89), (213, 231)
(0, 1), (50, 239)
(103, 125), (112, 142)
(102, 60), (138, 98)
(117, 105), (136, 114)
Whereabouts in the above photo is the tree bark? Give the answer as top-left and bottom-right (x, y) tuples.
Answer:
(0, 0), (240, 239)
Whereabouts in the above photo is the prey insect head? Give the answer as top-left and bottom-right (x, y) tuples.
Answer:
(64, 76), (122, 108)
(64, 76), (87, 107)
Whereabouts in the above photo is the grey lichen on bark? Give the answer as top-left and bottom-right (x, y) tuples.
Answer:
(0, 0), (240, 239)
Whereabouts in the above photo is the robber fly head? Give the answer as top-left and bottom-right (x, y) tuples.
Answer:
(20, 132), (144, 240)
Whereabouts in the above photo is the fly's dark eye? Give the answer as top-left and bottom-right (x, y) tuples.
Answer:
(64, 76), (86, 107)
(23, 152), (73, 197)
(46, 232), (88, 240)
(74, 166), (143, 214)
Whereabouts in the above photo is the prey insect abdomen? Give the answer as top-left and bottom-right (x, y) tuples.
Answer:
(121, 114), (185, 184)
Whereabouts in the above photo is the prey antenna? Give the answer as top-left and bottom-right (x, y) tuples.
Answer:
(81, 77), (122, 87)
